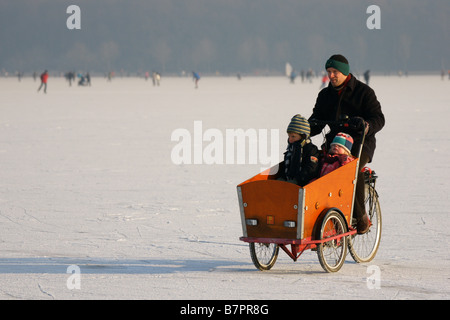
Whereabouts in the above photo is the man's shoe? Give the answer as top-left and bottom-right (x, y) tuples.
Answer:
(357, 214), (371, 235)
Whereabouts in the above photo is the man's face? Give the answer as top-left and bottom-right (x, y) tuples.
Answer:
(327, 67), (347, 87)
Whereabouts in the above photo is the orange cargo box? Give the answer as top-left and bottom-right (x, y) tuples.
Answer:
(237, 159), (358, 240)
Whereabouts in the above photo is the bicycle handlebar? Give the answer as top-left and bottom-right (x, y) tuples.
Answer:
(309, 115), (367, 158)
(309, 116), (365, 131)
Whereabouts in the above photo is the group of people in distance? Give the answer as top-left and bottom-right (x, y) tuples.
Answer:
(277, 54), (385, 235)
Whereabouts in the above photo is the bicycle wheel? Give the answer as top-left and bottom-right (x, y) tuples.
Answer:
(348, 184), (382, 263)
(249, 242), (279, 271)
(317, 210), (348, 273)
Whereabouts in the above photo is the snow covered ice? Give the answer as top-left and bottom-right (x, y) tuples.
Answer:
(0, 75), (449, 299)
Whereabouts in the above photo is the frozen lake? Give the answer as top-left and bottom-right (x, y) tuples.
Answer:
(0, 74), (449, 300)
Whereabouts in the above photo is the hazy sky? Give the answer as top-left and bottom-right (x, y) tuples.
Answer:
(1, 0), (449, 74)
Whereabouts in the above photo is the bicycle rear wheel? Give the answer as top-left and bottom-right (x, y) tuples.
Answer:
(348, 184), (382, 262)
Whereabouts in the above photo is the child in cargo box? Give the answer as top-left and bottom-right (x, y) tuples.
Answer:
(319, 132), (355, 177)
(277, 114), (319, 186)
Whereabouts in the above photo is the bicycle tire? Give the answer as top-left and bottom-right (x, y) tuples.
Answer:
(317, 210), (348, 273)
(348, 184), (382, 263)
(249, 242), (279, 271)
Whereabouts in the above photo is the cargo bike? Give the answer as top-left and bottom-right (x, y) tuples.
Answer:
(237, 118), (381, 272)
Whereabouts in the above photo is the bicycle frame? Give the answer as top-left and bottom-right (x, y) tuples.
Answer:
(241, 227), (357, 261)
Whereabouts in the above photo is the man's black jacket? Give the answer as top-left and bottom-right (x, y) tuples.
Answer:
(309, 74), (385, 162)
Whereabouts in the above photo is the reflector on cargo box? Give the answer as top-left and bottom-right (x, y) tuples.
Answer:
(284, 220), (296, 228)
(246, 219), (258, 226)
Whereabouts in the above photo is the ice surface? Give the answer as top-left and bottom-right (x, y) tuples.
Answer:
(0, 75), (449, 299)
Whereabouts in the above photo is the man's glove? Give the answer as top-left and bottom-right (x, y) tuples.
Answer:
(348, 116), (368, 134)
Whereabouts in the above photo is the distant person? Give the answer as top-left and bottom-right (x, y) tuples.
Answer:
(65, 71), (75, 86)
(192, 71), (200, 88)
(364, 70), (370, 85)
(320, 133), (355, 177)
(151, 72), (161, 86)
(289, 70), (296, 83)
(37, 70), (48, 93)
(308, 54), (385, 234)
(154, 72), (161, 86)
(78, 75), (85, 86)
(306, 69), (314, 83)
(277, 114), (319, 186)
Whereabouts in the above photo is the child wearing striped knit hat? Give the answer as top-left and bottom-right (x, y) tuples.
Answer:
(278, 114), (320, 186)
(320, 132), (355, 177)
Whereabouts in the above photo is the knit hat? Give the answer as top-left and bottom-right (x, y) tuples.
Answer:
(330, 132), (353, 154)
(287, 114), (310, 137)
(325, 54), (350, 76)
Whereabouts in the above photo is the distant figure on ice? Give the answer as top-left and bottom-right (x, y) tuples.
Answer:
(289, 70), (297, 84)
(152, 72), (161, 86)
(306, 69), (314, 83)
(107, 71), (114, 81)
(37, 70), (48, 93)
(78, 75), (86, 86)
(65, 71), (75, 86)
(77, 73), (91, 86)
(192, 71), (200, 88)
(78, 73), (86, 86)
(364, 70), (370, 85)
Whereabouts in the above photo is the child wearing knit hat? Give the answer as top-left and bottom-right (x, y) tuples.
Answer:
(278, 114), (320, 186)
(320, 132), (355, 177)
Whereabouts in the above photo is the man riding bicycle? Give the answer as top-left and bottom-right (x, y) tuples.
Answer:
(308, 54), (385, 234)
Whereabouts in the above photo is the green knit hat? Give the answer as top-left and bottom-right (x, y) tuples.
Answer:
(287, 114), (310, 137)
(325, 54), (350, 76)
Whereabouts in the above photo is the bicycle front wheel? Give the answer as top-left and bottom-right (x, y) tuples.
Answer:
(317, 210), (348, 273)
(249, 242), (279, 271)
